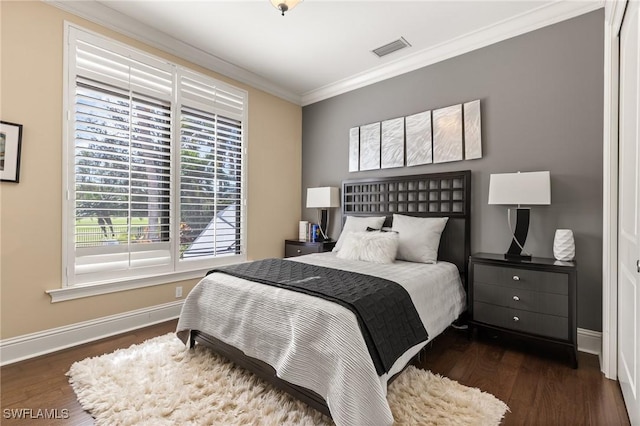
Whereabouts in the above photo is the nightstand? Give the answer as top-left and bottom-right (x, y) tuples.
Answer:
(284, 239), (336, 258)
(468, 253), (577, 368)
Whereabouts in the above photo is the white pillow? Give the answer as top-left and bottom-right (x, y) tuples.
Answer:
(336, 231), (399, 264)
(333, 216), (386, 251)
(391, 214), (448, 264)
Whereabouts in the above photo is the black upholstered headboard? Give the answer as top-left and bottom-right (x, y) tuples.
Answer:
(341, 170), (471, 287)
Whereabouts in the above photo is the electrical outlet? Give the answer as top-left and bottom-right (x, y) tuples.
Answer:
(175, 286), (183, 298)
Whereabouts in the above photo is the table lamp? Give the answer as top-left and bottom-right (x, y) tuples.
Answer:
(488, 171), (551, 260)
(306, 187), (340, 241)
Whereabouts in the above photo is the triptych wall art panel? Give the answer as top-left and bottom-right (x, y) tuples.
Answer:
(348, 127), (359, 172)
(433, 104), (463, 164)
(359, 123), (381, 171)
(405, 111), (432, 167)
(463, 100), (482, 160)
(349, 99), (482, 172)
(381, 117), (404, 169)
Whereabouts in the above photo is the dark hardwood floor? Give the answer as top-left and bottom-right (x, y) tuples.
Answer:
(1, 320), (179, 426)
(415, 327), (630, 426)
(1, 321), (629, 425)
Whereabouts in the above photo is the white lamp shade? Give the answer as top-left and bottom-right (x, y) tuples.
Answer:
(488, 171), (551, 206)
(306, 187), (340, 208)
(270, 0), (302, 12)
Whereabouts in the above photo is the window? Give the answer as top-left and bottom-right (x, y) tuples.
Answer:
(64, 26), (246, 287)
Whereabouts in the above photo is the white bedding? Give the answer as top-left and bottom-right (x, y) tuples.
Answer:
(176, 252), (466, 426)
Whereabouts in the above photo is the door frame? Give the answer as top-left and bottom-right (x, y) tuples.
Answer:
(603, 0), (628, 380)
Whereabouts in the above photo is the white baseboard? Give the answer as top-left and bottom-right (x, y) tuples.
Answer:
(577, 327), (602, 364)
(0, 306), (603, 369)
(0, 300), (183, 366)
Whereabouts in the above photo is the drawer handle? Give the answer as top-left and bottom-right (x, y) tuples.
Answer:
(512, 295), (520, 301)
(296, 249), (301, 253)
(513, 316), (520, 322)
(512, 275), (520, 281)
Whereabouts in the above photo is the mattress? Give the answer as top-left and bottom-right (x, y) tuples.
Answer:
(176, 252), (466, 426)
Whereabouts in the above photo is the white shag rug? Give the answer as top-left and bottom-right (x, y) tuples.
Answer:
(68, 334), (508, 425)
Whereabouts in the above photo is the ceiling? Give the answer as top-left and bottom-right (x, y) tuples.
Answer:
(50, 0), (603, 105)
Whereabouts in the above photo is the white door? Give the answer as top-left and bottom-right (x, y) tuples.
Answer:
(619, 1), (640, 424)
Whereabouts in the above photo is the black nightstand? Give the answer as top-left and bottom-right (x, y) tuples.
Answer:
(284, 239), (336, 258)
(468, 253), (577, 368)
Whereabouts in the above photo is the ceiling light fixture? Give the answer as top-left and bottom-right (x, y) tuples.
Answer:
(270, 0), (302, 16)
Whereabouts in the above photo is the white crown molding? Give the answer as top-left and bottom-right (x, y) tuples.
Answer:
(604, 0), (627, 27)
(0, 301), (183, 366)
(301, 0), (605, 106)
(44, 0), (302, 105)
(44, 0), (604, 107)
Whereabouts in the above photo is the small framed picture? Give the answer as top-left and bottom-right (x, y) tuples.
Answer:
(0, 121), (23, 183)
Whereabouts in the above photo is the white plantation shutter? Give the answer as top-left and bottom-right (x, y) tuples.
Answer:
(178, 70), (244, 263)
(65, 27), (246, 287)
(179, 70), (245, 119)
(73, 30), (173, 102)
(179, 107), (243, 260)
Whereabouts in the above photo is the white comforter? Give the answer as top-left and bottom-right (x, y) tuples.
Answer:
(176, 252), (466, 426)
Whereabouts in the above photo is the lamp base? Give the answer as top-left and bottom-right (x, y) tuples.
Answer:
(317, 209), (329, 241)
(504, 253), (532, 261)
(505, 207), (531, 259)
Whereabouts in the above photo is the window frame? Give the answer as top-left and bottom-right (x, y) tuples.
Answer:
(57, 23), (247, 300)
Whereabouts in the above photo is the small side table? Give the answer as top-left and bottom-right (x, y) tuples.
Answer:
(468, 252), (578, 368)
(284, 239), (336, 258)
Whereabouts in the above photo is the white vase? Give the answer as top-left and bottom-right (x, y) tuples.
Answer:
(553, 229), (575, 261)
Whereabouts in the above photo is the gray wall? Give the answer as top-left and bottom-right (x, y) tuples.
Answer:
(301, 10), (604, 331)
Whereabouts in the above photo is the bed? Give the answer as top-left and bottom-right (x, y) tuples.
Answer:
(176, 170), (471, 426)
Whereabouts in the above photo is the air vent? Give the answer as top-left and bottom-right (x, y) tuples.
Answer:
(372, 37), (411, 58)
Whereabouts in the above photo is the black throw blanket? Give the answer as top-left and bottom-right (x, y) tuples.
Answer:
(208, 258), (428, 375)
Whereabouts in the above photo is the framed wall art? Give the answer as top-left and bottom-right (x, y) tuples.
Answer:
(0, 121), (23, 183)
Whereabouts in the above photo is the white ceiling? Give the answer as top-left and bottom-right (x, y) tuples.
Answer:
(51, 0), (603, 105)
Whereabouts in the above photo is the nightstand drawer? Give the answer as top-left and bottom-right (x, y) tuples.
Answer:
(284, 240), (336, 258)
(474, 301), (568, 340)
(285, 244), (320, 257)
(474, 282), (568, 317)
(474, 264), (568, 295)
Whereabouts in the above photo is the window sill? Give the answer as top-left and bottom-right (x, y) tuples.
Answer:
(46, 269), (211, 303)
